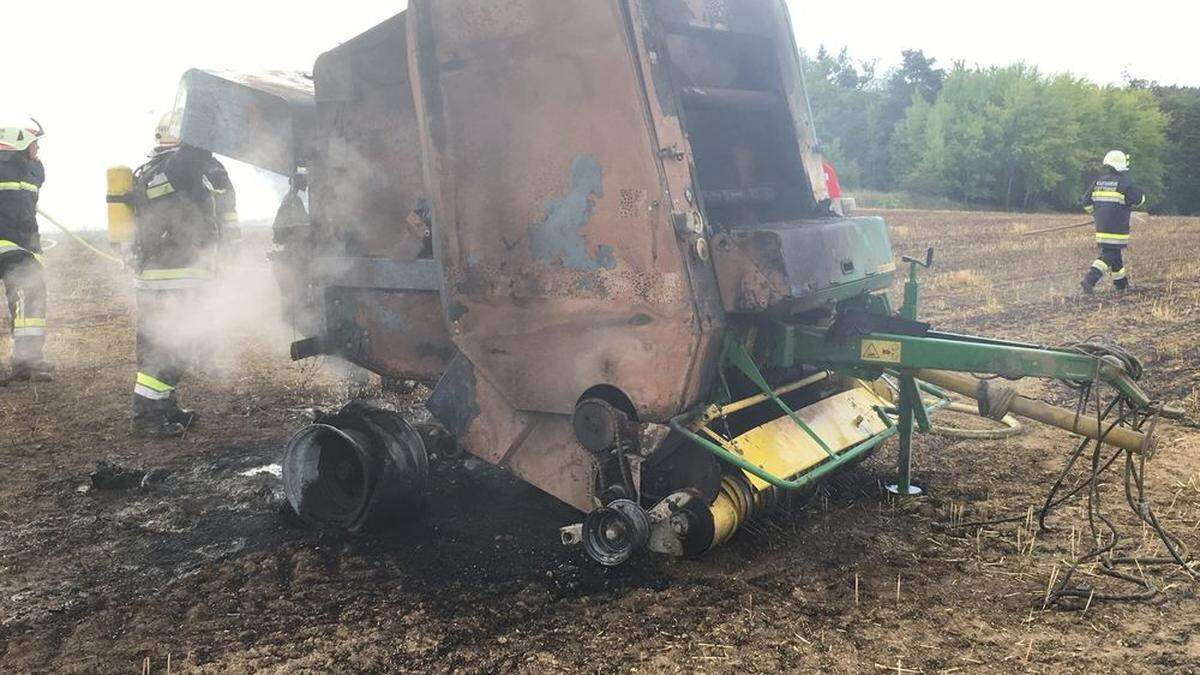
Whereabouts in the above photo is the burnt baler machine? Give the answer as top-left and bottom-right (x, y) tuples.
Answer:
(171, 0), (1170, 565)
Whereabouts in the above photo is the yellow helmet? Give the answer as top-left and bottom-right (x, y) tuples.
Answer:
(1103, 150), (1130, 172)
(0, 119), (45, 152)
(155, 111), (181, 148)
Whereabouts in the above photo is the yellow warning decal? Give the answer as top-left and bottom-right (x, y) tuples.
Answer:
(861, 339), (902, 364)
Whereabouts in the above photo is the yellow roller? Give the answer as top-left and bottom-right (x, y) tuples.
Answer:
(106, 166), (135, 245)
(709, 475), (753, 550)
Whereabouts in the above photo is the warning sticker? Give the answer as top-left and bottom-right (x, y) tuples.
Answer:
(861, 339), (902, 364)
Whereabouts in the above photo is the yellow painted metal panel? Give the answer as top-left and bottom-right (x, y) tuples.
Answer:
(733, 388), (890, 491)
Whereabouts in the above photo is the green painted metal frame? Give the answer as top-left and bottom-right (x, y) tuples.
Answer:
(765, 325), (1149, 407)
(682, 251), (1149, 494)
(722, 338), (835, 458)
(669, 415), (898, 492)
(668, 383), (952, 492)
(671, 335), (953, 492)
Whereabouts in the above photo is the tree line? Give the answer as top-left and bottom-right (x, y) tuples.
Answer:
(804, 48), (1200, 215)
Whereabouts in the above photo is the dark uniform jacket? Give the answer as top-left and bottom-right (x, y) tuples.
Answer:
(132, 146), (236, 283)
(1083, 167), (1145, 248)
(0, 150), (45, 253)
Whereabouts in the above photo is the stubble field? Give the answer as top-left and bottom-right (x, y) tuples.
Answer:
(2, 209), (1200, 673)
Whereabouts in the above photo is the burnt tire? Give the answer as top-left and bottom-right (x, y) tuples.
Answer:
(283, 401), (429, 532)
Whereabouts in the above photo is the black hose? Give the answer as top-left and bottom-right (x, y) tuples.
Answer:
(938, 352), (1195, 607)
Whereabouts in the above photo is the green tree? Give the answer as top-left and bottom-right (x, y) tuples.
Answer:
(1150, 86), (1200, 214)
(869, 50), (945, 190)
(806, 48), (1182, 212)
(890, 64), (1167, 211)
(802, 48), (944, 191)
(801, 47), (881, 188)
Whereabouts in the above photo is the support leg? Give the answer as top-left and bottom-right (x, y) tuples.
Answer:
(902, 374), (931, 433)
(887, 374), (922, 496)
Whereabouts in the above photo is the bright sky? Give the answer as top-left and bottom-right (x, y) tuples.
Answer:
(4, 1), (1194, 230)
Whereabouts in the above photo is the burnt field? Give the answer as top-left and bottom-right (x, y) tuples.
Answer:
(3, 210), (1200, 673)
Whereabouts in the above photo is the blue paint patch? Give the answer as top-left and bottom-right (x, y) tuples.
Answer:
(530, 156), (617, 271)
(427, 354), (478, 438)
(447, 301), (469, 322)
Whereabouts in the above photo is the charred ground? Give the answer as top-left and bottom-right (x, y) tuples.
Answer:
(2, 212), (1200, 673)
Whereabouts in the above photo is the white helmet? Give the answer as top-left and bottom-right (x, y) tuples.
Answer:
(155, 111), (181, 148)
(0, 119), (45, 152)
(1103, 150), (1130, 172)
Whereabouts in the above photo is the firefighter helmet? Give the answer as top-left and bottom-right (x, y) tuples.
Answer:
(155, 111), (181, 149)
(0, 119), (45, 152)
(1103, 150), (1130, 172)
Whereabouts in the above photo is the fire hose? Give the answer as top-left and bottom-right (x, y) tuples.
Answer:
(881, 374), (1023, 440)
(927, 400), (1023, 440)
(36, 208), (124, 265)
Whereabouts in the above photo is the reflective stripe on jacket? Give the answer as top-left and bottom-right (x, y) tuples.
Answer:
(0, 152), (44, 252)
(1082, 168), (1145, 248)
(0, 238), (43, 264)
(134, 266), (215, 290)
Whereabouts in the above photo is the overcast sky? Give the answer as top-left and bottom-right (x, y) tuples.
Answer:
(4, 1), (1194, 230)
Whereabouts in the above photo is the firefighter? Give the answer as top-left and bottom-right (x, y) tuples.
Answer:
(1081, 150), (1145, 295)
(130, 113), (238, 437)
(271, 166), (309, 246)
(0, 121), (52, 383)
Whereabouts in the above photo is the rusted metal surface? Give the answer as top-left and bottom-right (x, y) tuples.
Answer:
(184, 1), (868, 517)
(427, 355), (594, 511)
(408, 0), (722, 421)
(711, 217), (896, 315)
(344, 290), (456, 384)
(312, 14), (428, 262)
(400, 0), (856, 513)
(302, 13), (457, 383)
(710, 230), (790, 314)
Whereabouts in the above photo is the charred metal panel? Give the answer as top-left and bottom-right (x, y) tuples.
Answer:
(313, 257), (441, 291)
(312, 13), (428, 261)
(408, 0), (723, 420)
(430, 355), (594, 511)
(306, 12), (457, 384)
(176, 69), (315, 175)
(329, 289), (455, 384)
(641, 0), (825, 230)
(624, 0), (729, 414)
(427, 354), (480, 437)
(503, 417), (596, 513)
(711, 217), (896, 315)
(629, 0), (881, 316)
(651, 0), (777, 34)
(766, 0), (829, 204)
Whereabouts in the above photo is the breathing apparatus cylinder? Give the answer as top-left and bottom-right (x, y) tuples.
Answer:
(106, 166), (135, 245)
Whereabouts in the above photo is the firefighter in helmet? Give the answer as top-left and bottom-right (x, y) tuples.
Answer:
(129, 112), (238, 436)
(0, 120), (52, 383)
(1081, 150), (1145, 295)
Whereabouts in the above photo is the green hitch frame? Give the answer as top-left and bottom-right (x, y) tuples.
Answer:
(683, 245), (1153, 496)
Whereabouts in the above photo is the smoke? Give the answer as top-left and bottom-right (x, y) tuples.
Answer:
(135, 231), (297, 383)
